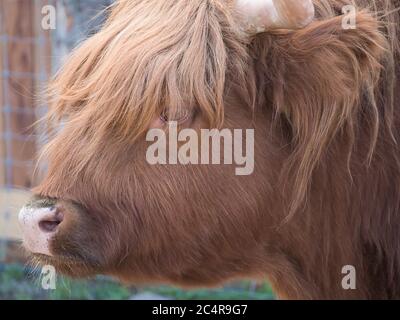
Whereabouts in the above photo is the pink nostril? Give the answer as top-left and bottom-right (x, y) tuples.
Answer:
(38, 209), (64, 233)
(39, 220), (61, 233)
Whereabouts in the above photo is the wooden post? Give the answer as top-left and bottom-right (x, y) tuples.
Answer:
(3, 0), (37, 188)
(0, 0), (5, 187)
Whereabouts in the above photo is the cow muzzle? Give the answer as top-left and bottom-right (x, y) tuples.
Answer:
(19, 204), (64, 256)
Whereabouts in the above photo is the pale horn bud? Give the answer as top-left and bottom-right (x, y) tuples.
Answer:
(237, 0), (315, 34)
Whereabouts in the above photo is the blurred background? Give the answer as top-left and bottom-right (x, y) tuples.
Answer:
(0, 0), (274, 300)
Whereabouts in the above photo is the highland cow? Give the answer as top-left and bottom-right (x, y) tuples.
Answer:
(19, 0), (400, 299)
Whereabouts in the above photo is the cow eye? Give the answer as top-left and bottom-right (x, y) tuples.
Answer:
(160, 109), (191, 124)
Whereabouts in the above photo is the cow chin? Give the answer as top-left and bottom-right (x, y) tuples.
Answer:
(19, 197), (110, 278)
(30, 253), (97, 278)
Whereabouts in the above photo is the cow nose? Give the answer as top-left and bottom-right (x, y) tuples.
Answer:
(18, 206), (64, 256)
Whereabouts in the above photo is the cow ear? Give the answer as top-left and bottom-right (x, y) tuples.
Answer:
(256, 11), (389, 218)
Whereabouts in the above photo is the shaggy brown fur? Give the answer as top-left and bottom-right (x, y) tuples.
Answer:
(25, 0), (400, 299)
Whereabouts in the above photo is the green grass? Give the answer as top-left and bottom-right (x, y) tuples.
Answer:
(0, 263), (275, 300)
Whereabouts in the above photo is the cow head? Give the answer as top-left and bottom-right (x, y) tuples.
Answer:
(18, 0), (391, 297)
